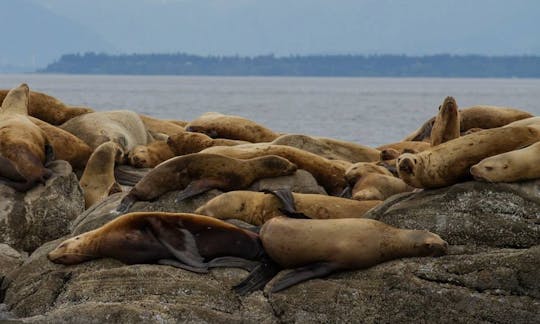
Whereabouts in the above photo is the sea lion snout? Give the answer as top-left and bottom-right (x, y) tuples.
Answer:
(397, 156), (416, 175)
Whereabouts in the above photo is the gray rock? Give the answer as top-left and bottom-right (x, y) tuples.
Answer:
(0, 161), (84, 253)
(248, 169), (326, 194)
(365, 180), (540, 248)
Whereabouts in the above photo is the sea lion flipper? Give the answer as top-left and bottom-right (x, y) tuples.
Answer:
(339, 185), (352, 198)
(157, 259), (209, 274)
(270, 262), (339, 293)
(262, 188), (297, 214)
(175, 178), (227, 202)
(44, 143), (55, 164)
(116, 194), (137, 214)
(114, 166), (149, 186)
(233, 257), (281, 296)
(0, 177), (34, 192)
(208, 256), (260, 272)
(0, 156), (26, 182)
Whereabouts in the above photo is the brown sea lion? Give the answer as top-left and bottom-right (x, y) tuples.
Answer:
(138, 114), (186, 136)
(504, 116), (540, 129)
(351, 173), (413, 201)
(165, 119), (189, 127)
(470, 141), (540, 183)
(376, 141), (431, 155)
(48, 212), (263, 273)
(234, 217), (448, 294)
(117, 153), (297, 212)
(431, 96), (460, 146)
(0, 89), (93, 125)
(185, 112), (279, 142)
(195, 190), (381, 225)
(397, 126), (540, 189)
(79, 141), (124, 209)
(345, 162), (394, 185)
(60, 110), (153, 152)
(201, 144), (347, 195)
(128, 141), (175, 168)
(167, 132), (247, 155)
(0, 84), (53, 191)
(272, 134), (380, 163)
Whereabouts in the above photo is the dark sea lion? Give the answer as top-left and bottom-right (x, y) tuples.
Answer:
(185, 112), (279, 142)
(0, 89), (93, 125)
(167, 131), (247, 155)
(195, 190), (381, 225)
(201, 143), (347, 195)
(48, 212), (263, 273)
(431, 96), (460, 146)
(397, 126), (540, 188)
(128, 141), (175, 168)
(234, 217), (448, 294)
(118, 153), (297, 212)
(0, 84), (53, 191)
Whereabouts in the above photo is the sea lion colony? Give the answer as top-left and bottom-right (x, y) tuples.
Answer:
(1, 84), (537, 293)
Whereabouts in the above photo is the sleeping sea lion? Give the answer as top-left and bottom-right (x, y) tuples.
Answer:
(128, 141), (175, 168)
(167, 132), (247, 155)
(351, 173), (413, 201)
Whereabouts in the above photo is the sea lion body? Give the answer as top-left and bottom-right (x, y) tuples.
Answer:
(345, 162), (394, 184)
(470, 141), (540, 183)
(195, 191), (381, 225)
(376, 141), (431, 155)
(397, 126), (540, 188)
(167, 132), (247, 155)
(128, 141), (175, 168)
(431, 96), (460, 146)
(138, 114), (186, 136)
(185, 112), (278, 142)
(351, 173), (413, 201)
(201, 144), (347, 195)
(48, 212), (262, 268)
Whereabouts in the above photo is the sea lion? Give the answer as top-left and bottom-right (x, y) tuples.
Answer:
(470, 141), (540, 183)
(504, 116), (540, 129)
(60, 110), (153, 152)
(167, 132), (247, 155)
(376, 141), (431, 155)
(345, 162), (394, 184)
(397, 126), (540, 189)
(79, 141), (124, 209)
(271, 134), (381, 163)
(195, 190), (381, 225)
(29, 116), (92, 170)
(165, 119), (189, 127)
(351, 173), (413, 201)
(118, 153), (297, 212)
(201, 144), (347, 195)
(234, 217), (448, 294)
(128, 141), (175, 168)
(48, 212), (263, 273)
(0, 84), (53, 191)
(185, 112), (279, 142)
(138, 114), (186, 137)
(0, 89), (93, 125)
(431, 96), (460, 146)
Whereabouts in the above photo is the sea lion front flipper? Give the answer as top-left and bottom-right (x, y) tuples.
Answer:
(232, 256), (281, 296)
(207, 257), (260, 272)
(175, 178), (228, 202)
(157, 259), (209, 274)
(270, 262), (340, 293)
(0, 178), (34, 192)
(0, 156), (26, 182)
(262, 189), (310, 219)
(116, 194), (137, 214)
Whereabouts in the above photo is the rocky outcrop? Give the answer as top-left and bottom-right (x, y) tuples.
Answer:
(0, 161), (84, 253)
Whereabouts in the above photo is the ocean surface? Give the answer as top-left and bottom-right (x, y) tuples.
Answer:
(0, 74), (539, 147)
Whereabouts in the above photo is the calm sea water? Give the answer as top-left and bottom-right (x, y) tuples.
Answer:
(0, 74), (539, 147)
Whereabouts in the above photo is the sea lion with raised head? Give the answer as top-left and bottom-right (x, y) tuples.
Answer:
(48, 212), (263, 273)
(431, 96), (460, 146)
(167, 132), (247, 155)
(234, 217), (448, 294)
(118, 153), (297, 212)
(397, 126), (540, 189)
(185, 112), (279, 143)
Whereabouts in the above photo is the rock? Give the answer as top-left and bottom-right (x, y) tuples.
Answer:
(0, 161), (84, 253)
(248, 169), (326, 194)
(365, 180), (540, 248)
(0, 244), (26, 303)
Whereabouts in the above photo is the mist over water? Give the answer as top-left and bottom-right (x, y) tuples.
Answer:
(1, 74), (539, 147)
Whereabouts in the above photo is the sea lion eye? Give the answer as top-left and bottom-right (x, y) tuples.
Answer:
(503, 165), (508, 169)
(485, 166), (493, 171)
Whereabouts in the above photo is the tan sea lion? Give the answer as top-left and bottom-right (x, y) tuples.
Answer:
(60, 110), (153, 152)
(138, 114), (186, 136)
(195, 190), (381, 225)
(0, 84), (53, 191)
(79, 141), (124, 209)
(48, 212), (263, 273)
(234, 217), (448, 294)
(165, 119), (188, 127)
(0, 89), (93, 125)
(470, 141), (540, 183)
(351, 173), (413, 201)
(431, 96), (460, 146)
(167, 132), (247, 155)
(345, 162), (394, 184)
(128, 141), (175, 168)
(117, 153), (297, 212)
(185, 112), (279, 142)
(272, 134), (380, 163)
(201, 144), (347, 195)
(397, 126), (540, 188)
(504, 116), (540, 129)
(376, 141), (431, 154)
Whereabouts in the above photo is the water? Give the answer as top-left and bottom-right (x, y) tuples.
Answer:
(0, 74), (539, 147)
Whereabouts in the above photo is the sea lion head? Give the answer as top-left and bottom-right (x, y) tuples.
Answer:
(408, 230), (448, 257)
(397, 153), (425, 188)
(380, 148), (400, 161)
(470, 157), (508, 182)
(440, 96), (458, 115)
(256, 155), (297, 176)
(1, 83), (29, 115)
(167, 132), (212, 155)
(47, 232), (98, 265)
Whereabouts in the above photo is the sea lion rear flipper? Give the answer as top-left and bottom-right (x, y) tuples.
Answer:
(157, 259), (209, 274)
(207, 257), (260, 272)
(233, 256), (281, 296)
(175, 178), (227, 202)
(262, 189), (310, 219)
(270, 262), (339, 293)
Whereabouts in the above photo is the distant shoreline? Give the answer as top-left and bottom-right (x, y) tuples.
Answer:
(39, 53), (540, 78)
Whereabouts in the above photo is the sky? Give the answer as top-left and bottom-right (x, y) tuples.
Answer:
(1, 0), (539, 70)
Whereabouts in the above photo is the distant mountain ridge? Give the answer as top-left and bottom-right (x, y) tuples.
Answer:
(41, 52), (540, 78)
